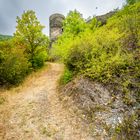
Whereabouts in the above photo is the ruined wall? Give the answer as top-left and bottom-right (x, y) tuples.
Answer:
(49, 14), (65, 43)
(87, 11), (116, 25)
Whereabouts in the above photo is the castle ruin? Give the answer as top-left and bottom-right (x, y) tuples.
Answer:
(49, 13), (65, 46)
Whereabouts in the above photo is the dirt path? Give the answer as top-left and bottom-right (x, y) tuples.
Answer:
(0, 63), (92, 140)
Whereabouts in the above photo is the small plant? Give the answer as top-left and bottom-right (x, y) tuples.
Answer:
(41, 127), (52, 137)
(0, 97), (5, 105)
(59, 68), (73, 85)
(114, 114), (140, 139)
(0, 40), (29, 85)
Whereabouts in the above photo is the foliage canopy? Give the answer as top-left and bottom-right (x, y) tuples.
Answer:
(0, 10), (50, 85)
(14, 10), (49, 69)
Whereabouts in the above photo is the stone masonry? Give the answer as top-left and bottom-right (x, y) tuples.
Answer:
(49, 13), (65, 45)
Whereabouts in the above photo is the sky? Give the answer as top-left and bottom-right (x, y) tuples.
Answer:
(0, 0), (126, 36)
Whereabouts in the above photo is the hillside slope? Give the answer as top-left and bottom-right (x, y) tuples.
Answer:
(52, 2), (140, 139)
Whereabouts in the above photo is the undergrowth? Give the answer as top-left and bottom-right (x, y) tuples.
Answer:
(59, 68), (73, 85)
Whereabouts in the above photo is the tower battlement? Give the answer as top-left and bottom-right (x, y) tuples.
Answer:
(49, 13), (65, 43)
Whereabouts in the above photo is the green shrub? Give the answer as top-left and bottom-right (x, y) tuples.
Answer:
(65, 35), (94, 72)
(59, 68), (73, 85)
(32, 50), (48, 69)
(114, 114), (140, 139)
(51, 3), (140, 139)
(0, 97), (5, 105)
(126, 0), (140, 5)
(50, 10), (92, 61)
(52, 3), (140, 98)
(51, 36), (74, 61)
(0, 40), (29, 85)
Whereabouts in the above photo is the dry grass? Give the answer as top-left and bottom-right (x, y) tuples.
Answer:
(0, 63), (50, 99)
(0, 63), (92, 140)
(0, 63), (50, 139)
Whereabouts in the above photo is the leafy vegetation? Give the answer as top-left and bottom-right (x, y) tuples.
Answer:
(14, 10), (49, 69)
(0, 96), (5, 105)
(51, 3), (140, 94)
(51, 10), (87, 61)
(59, 68), (73, 85)
(114, 113), (139, 139)
(126, 0), (140, 5)
(51, 3), (140, 137)
(0, 10), (49, 85)
(0, 34), (12, 41)
(0, 40), (29, 85)
(52, 1), (140, 139)
(0, 0), (140, 139)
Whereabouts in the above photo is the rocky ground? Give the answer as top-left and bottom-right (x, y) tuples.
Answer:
(60, 77), (140, 139)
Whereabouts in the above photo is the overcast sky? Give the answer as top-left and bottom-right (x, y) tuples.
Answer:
(0, 0), (126, 36)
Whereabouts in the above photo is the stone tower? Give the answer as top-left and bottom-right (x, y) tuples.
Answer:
(49, 13), (65, 45)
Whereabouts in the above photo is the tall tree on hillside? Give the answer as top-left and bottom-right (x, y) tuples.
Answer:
(14, 10), (49, 68)
(63, 10), (86, 36)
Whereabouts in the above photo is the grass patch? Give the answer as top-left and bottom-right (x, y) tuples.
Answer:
(0, 96), (5, 105)
(59, 68), (73, 85)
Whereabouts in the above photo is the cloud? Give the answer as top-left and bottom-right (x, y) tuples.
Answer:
(0, 0), (126, 35)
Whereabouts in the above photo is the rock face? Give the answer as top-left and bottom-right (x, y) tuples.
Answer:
(95, 11), (116, 25)
(87, 11), (116, 25)
(49, 14), (65, 45)
(60, 77), (140, 139)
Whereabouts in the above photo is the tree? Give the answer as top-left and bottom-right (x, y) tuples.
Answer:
(88, 18), (101, 32)
(126, 0), (140, 5)
(51, 10), (87, 61)
(14, 10), (49, 68)
(63, 10), (86, 36)
(0, 40), (29, 85)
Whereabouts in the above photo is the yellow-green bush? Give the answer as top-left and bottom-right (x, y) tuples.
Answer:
(0, 40), (29, 85)
(59, 68), (73, 85)
(31, 48), (48, 69)
(65, 27), (133, 83)
(114, 113), (139, 139)
(52, 3), (140, 98)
